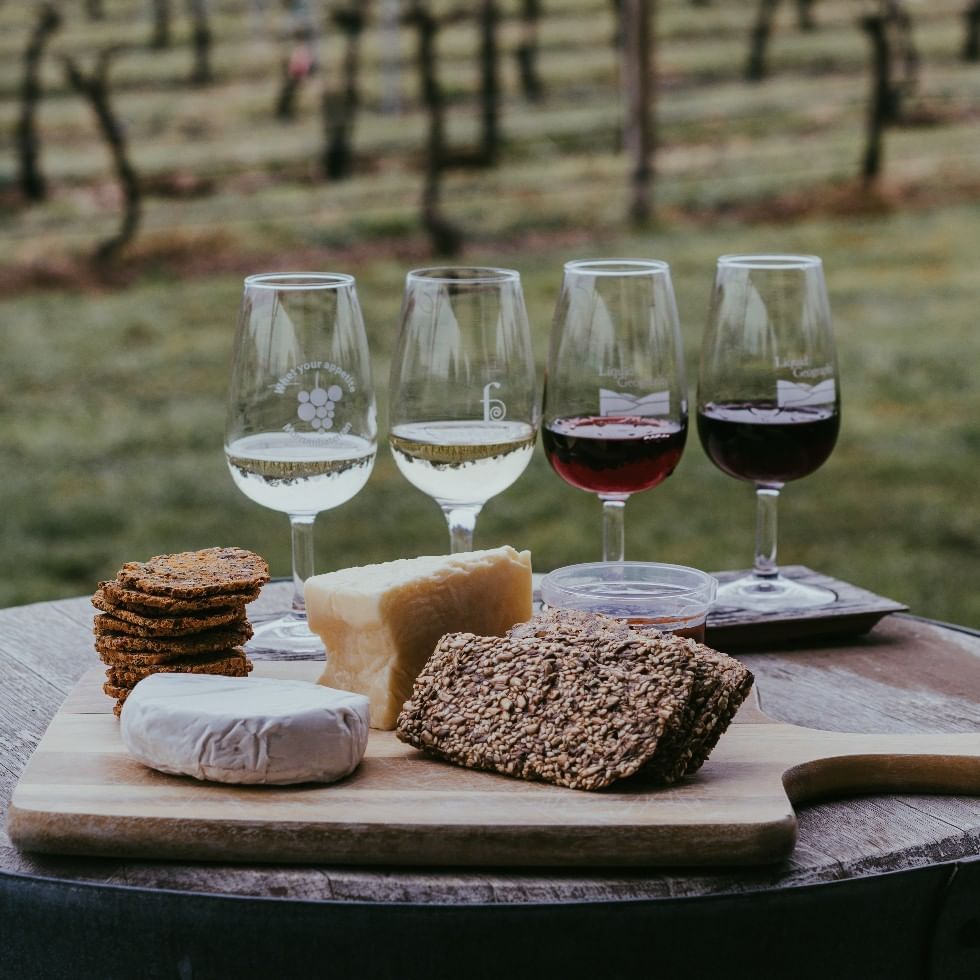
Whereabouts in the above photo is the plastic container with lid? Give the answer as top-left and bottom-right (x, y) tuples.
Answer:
(539, 562), (717, 642)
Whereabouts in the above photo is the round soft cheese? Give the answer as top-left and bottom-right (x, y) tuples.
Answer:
(120, 673), (370, 785)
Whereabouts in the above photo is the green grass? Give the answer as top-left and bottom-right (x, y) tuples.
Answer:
(0, 0), (978, 628)
(2, 202), (978, 626)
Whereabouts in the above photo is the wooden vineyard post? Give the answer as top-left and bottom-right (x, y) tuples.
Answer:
(859, 1), (917, 186)
(16, 3), (61, 203)
(515, 0), (544, 103)
(621, 0), (655, 225)
(477, 0), (501, 166)
(187, 0), (213, 86)
(322, 5), (367, 180)
(747, 0), (781, 82)
(797, 0), (816, 31)
(965, 1), (980, 61)
(149, 0), (172, 50)
(405, 2), (463, 256)
(860, 9), (890, 184)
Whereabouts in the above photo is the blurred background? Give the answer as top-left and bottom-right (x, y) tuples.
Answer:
(0, 0), (977, 626)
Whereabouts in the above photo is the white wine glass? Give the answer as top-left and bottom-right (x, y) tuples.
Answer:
(542, 259), (688, 562)
(697, 254), (840, 612)
(388, 267), (538, 553)
(225, 272), (377, 654)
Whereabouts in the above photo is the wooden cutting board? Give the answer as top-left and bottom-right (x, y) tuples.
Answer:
(9, 662), (980, 867)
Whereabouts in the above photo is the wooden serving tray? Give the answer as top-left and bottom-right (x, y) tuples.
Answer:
(8, 661), (980, 868)
(705, 565), (908, 649)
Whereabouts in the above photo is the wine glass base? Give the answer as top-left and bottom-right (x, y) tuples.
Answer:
(714, 574), (838, 614)
(245, 611), (324, 658)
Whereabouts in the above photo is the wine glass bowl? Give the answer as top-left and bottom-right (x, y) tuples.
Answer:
(388, 267), (538, 553)
(542, 259), (688, 561)
(697, 254), (840, 612)
(225, 272), (377, 654)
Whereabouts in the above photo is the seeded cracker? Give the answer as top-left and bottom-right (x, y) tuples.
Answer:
(633, 646), (753, 782)
(105, 650), (252, 688)
(95, 622), (253, 657)
(92, 603), (246, 637)
(509, 609), (753, 783)
(396, 628), (697, 791)
(506, 609), (694, 782)
(398, 609), (754, 791)
(116, 547), (269, 599)
(98, 647), (224, 668)
(97, 580), (260, 613)
(93, 545), (267, 713)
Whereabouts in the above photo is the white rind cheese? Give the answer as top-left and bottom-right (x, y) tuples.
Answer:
(305, 546), (533, 730)
(120, 673), (370, 785)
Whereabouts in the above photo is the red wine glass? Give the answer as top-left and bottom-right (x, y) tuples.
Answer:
(697, 254), (840, 612)
(542, 259), (687, 561)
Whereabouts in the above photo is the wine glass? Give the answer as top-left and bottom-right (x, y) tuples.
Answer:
(225, 272), (377, 654)
(388, 267), (538, 553)
(542, 259), (688, 562)
(697, 254), (840, 612)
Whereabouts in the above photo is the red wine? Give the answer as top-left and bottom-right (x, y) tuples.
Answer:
(697, 401), (839, 485)
(542, 415), (687, 495)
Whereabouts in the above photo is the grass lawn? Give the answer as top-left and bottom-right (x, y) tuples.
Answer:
(2, 200), (978, 627)
(0, 0), (977, 627)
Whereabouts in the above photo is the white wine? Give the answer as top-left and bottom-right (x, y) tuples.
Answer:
(389, 420), (535, 506)
(226, 433), (376, 515)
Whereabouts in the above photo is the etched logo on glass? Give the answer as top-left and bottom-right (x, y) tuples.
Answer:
(482, 382), (507, 421)
(599, 388), (670, 417)
(273, 360), (357, 442)
(296, 373), (344, 431)
(777, 378), (836, 408)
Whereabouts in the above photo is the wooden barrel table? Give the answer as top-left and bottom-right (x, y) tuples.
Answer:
(1, 583), (979, 980)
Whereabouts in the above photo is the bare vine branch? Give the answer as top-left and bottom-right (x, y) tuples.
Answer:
(62, 50), (142, 262)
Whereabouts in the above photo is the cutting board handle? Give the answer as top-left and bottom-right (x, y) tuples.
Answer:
(782, 731), (980, 803)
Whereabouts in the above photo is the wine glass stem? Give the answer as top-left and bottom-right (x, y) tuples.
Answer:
(753, 485), (780, 580)
(442, 504), (482, 554)
(600, 496), (627, 562)
(289, 514), (316, 614)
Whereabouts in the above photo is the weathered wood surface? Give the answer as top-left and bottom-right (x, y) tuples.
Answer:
(11, 660), (980, 869)
(706, 565), (908, 649)
(1, 583), (979, 905)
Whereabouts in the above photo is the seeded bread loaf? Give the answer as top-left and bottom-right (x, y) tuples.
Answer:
(397, 609), (753, 791)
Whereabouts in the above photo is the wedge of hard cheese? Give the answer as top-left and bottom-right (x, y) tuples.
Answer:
(305, 547), (533, 729)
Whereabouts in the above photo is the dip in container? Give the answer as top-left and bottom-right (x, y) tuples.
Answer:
(540, 562), (717, 642)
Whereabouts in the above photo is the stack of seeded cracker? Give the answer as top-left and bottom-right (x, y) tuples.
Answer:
(397, 608), (754, 792)
(92, 547), (270, 716)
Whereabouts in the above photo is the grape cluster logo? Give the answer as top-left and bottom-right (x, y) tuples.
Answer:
(296, 372), (343, 431)
(275, 360), (355, 442)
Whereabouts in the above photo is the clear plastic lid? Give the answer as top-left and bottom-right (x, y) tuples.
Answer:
(540, 562), (717, 623)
